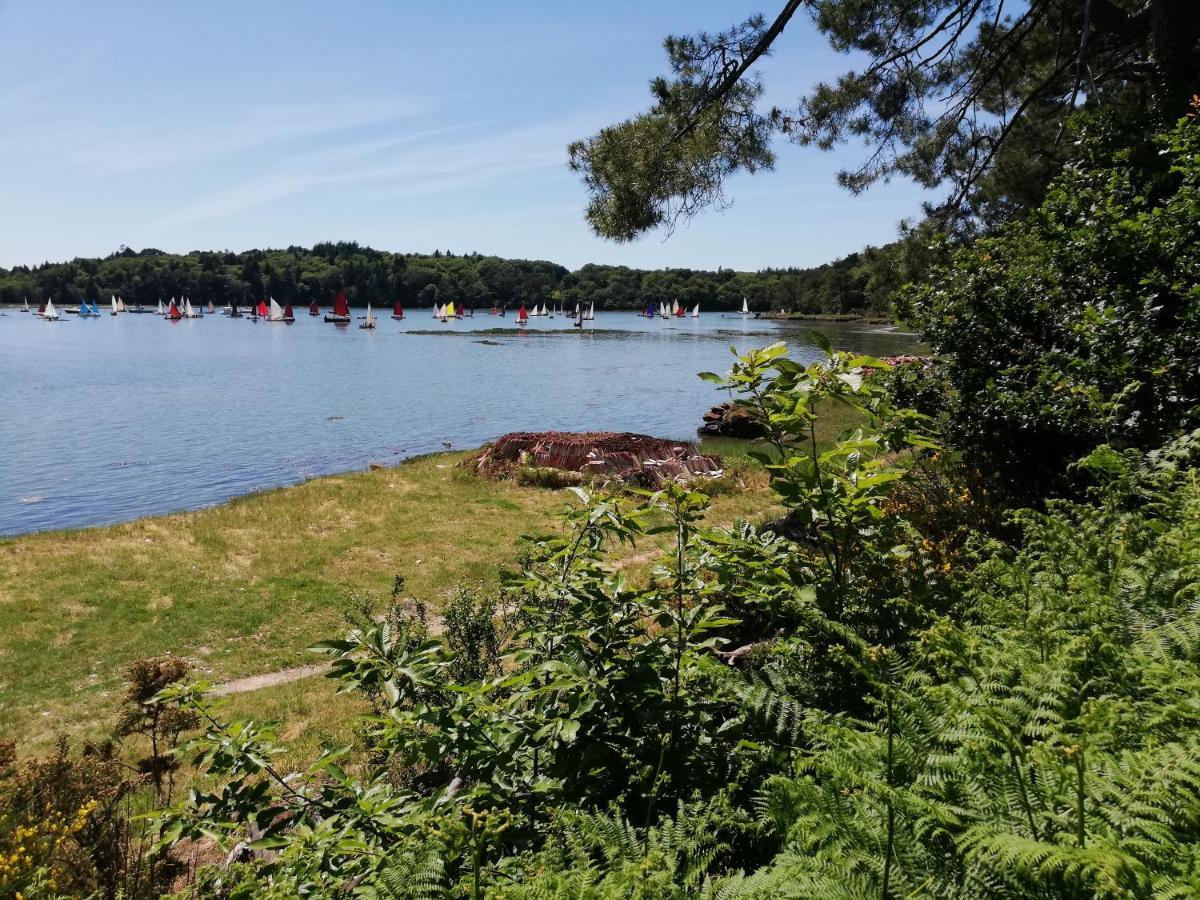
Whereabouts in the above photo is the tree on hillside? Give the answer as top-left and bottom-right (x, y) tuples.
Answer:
(569, 0), (1199, 241)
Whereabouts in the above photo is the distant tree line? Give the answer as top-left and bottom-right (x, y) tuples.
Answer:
(0, 241), (890, 314)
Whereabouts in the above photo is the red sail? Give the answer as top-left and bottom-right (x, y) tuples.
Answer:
(333, 290), (350, 317)
(517, 304), (528, 323)
(284, 304), (294, 318)
(169, 301), (181, 320)
(309, 300), (319, 314)
(393, 301), (403, 317)
(257, 300), (269, 318)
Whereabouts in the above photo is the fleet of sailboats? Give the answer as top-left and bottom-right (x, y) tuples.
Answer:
(25, 294), (727, 329)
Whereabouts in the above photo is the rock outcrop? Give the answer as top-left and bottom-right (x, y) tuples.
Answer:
(468, 431), (723, 487)
(697, 402), (766, 439)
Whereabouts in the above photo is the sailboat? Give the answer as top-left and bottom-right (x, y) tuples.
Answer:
(207, 300), (216, 315)
(391, 301), (404, 320)
(43, 299), (59, 321)
(117, 297), (126, 312)
(574, 303), (583, 328)
(157, 299), (165, 316)
(37, 300), (46, 316)
(267, 297), (286, 322)
(324, 290), (352, 324)
(675, 302), (685, 318)
(256, 299), (269, 319)
(742, 296), (750, 315)
(517, 304), (529, 326)
(641, 302), (654, 318)
(229, 299), (243, 318)
(359, 303), (376, 329)
(283, 303), (295, 323)
(309, 300), (320, 316)
(110, 295), (119, 316)
(446, 301), (456, 319)
(21, 297), (29, 312)
(166, 299), (182, 321)
(583, 301), (594, 321)
(691, 303), (700, 318)
(79, 298), (98, 317)
(184, 298), (202, 318)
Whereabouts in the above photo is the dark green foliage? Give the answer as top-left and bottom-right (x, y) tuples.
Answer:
(901, 111), (1200, 501)
(569, 1), (1197, 241)
(0, 244), (887, 315)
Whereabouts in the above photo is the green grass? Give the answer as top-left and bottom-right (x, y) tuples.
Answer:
(0, 450), (779, 752)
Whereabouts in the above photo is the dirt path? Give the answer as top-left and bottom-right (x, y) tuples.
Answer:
(210, 608), (446, 697)
(607, 547), (665, 572)
(210, 663), (327, 696)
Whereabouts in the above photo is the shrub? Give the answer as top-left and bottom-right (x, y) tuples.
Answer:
(901, 110), (1200, 501)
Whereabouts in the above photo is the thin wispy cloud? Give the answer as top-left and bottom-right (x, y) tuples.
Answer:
(142, 115), (593, 235)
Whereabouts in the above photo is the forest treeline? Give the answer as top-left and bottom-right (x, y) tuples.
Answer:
(0, 243), (887, 314)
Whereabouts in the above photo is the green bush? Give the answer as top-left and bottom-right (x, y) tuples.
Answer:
(901, 111), (1200, 501)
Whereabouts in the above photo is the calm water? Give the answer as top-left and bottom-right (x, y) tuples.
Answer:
(0, 308), (919, 535)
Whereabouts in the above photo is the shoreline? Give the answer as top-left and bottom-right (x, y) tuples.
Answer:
(0, 441), (775, 750)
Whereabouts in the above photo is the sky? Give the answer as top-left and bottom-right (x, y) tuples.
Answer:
(0, 0), (934, 272)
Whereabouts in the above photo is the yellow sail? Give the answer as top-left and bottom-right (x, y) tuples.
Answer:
(446, 301), (455, 317)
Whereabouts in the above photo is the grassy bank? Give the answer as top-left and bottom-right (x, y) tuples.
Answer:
(0, 446), (780, 751)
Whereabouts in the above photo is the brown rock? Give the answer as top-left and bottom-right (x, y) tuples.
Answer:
(467, 431), (723, 487)
(697, 402), (766, 439)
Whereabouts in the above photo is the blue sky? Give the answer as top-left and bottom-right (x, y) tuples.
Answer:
(0, 0), (932, 272)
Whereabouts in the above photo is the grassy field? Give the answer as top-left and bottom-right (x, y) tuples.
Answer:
(1, 445), (781, 752)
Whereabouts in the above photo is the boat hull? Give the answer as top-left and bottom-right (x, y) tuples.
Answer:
(324, 314), (352, 324)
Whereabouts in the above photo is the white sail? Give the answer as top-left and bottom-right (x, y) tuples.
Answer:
(23, 297), (29, 311)
(363, 303), (376, 327)
(184, 298), (196, 318)
(157, 299), (165, 315)
(691, 303), (700, 318)
(117, 297), (126, 312)
(208, 300), (216, 314)
(44, 299), (58, 320)
(584, 301), (594, 321)
(268, 297), (285, 321)
(111, 295), (118, 314)
(742, 296), (749, 314)
(671, 299), (678, 316)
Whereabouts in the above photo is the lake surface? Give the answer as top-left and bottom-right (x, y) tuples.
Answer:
(0, 308), (919, 535)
